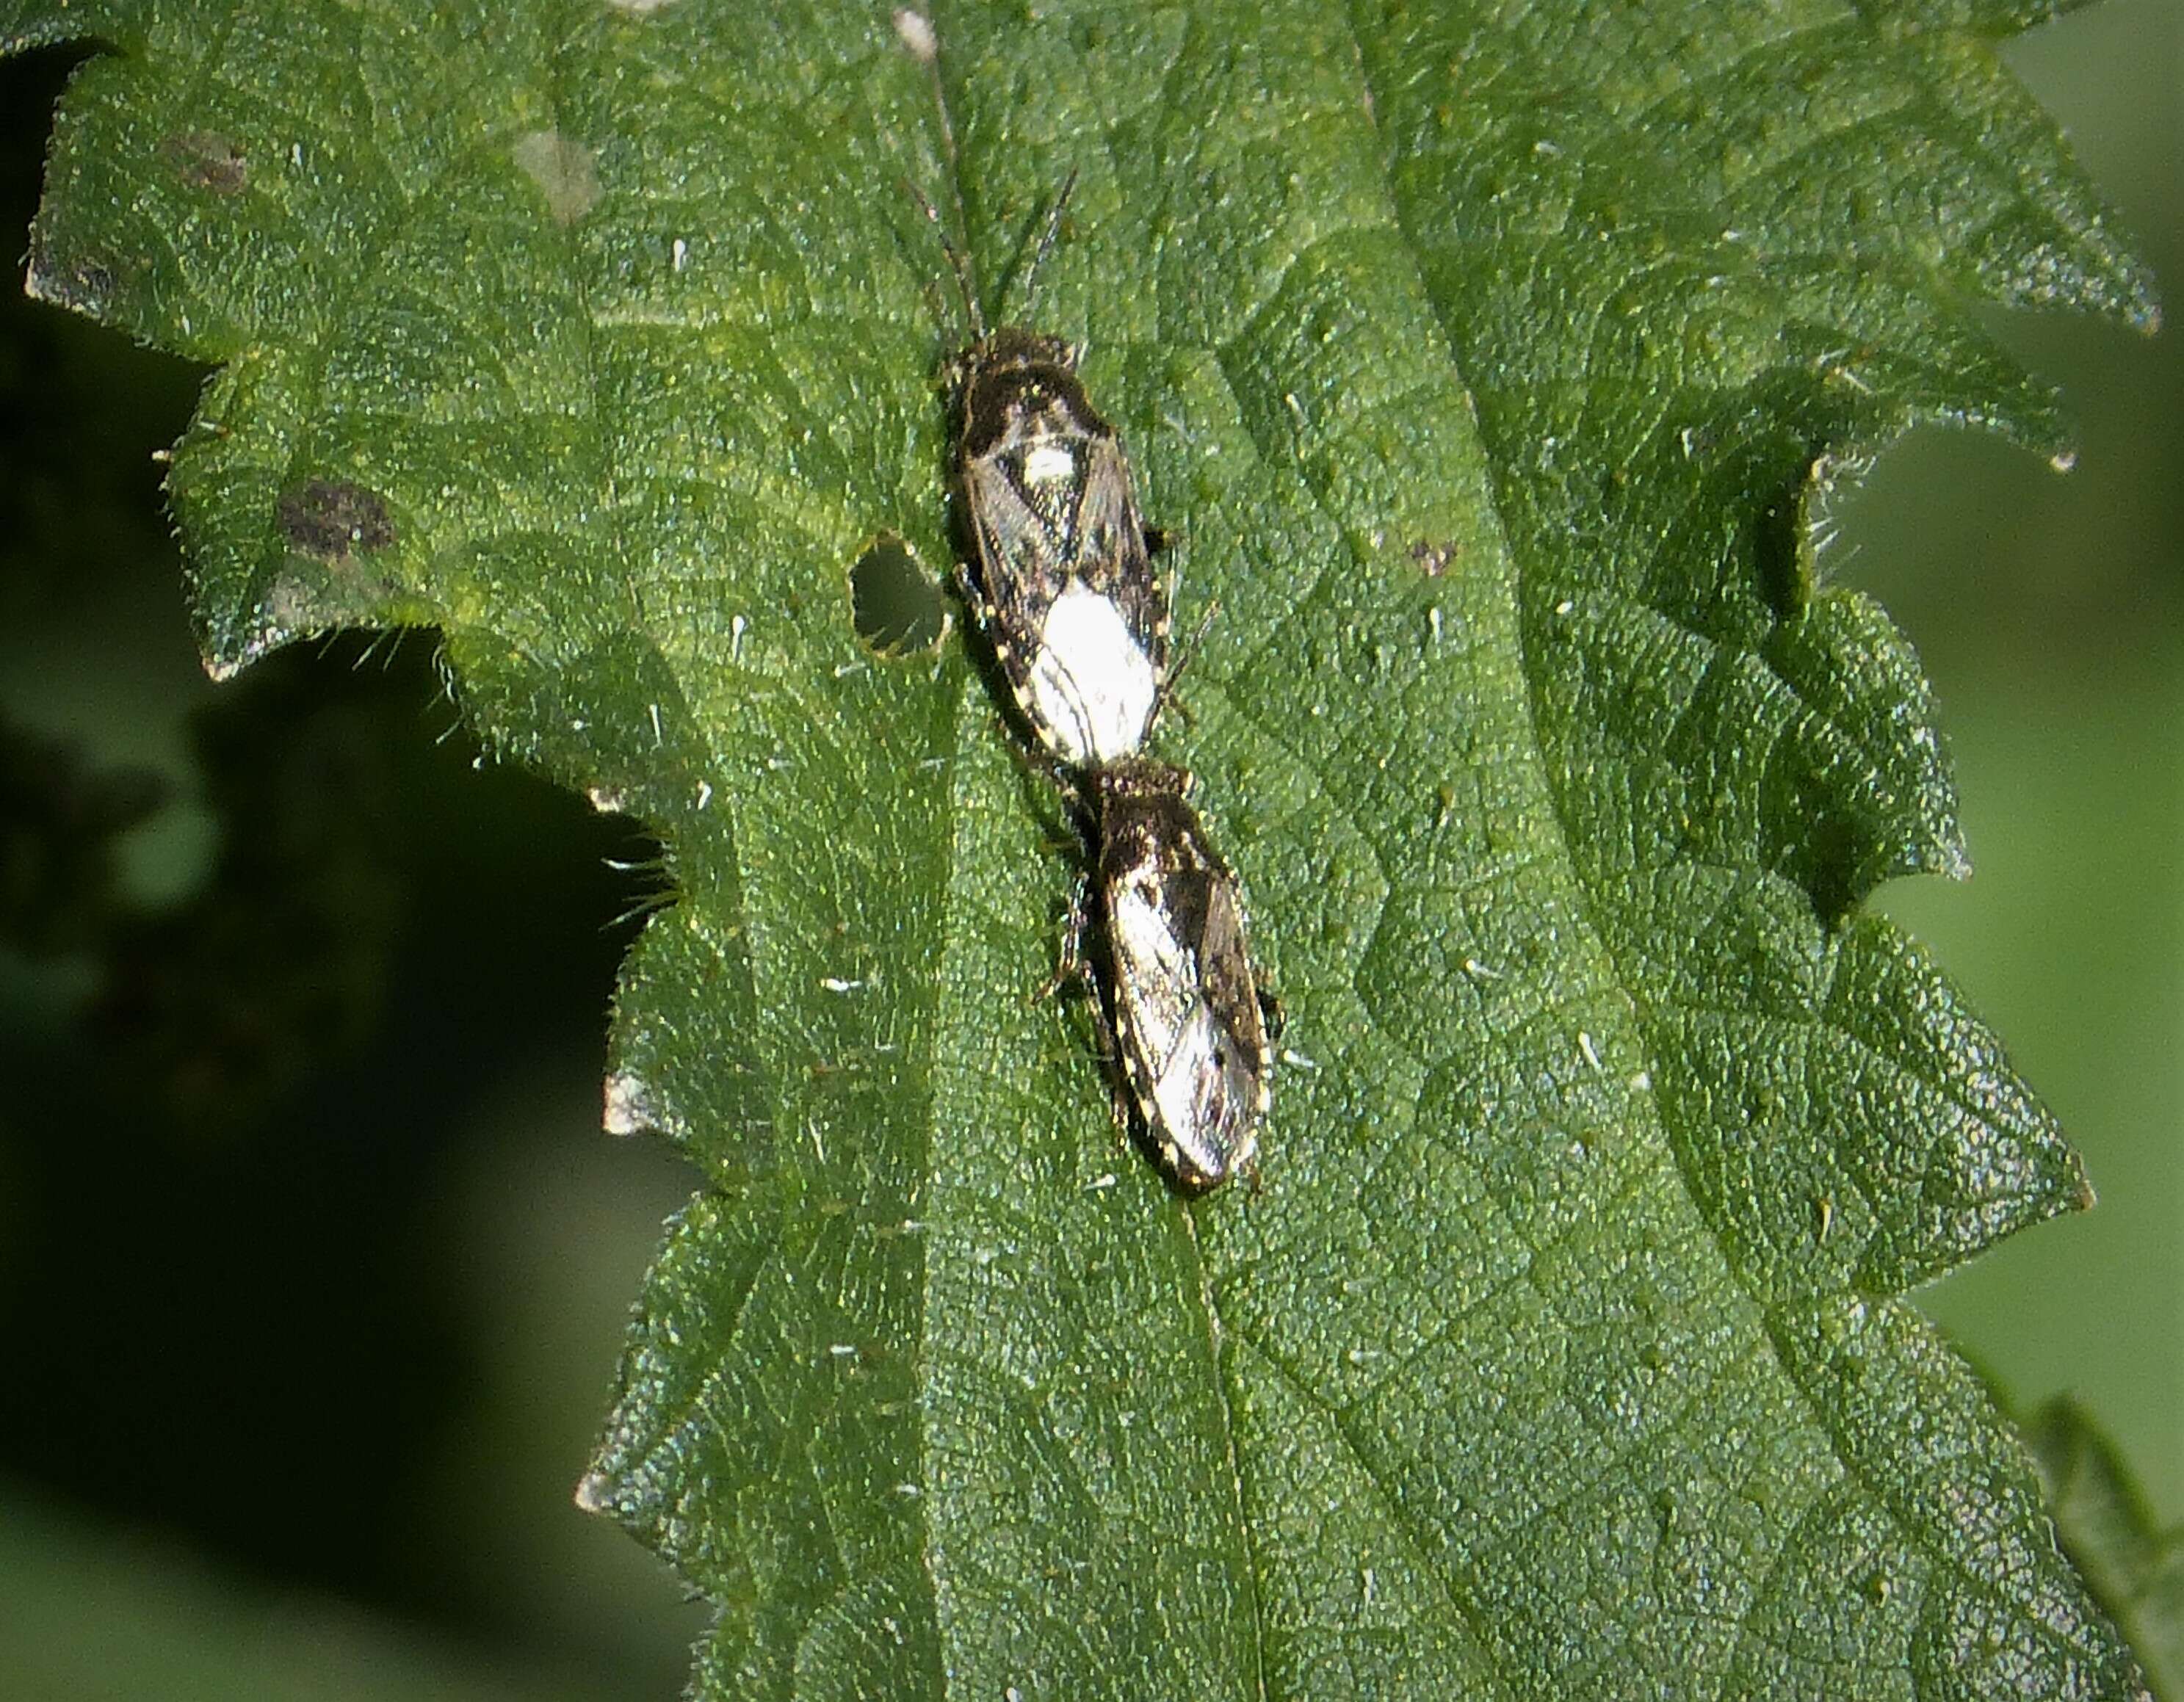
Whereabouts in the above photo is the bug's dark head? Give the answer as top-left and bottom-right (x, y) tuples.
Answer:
(944, 326), (1074, 398)
(950, 328), (1104, 459)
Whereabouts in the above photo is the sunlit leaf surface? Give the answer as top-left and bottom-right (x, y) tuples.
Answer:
(4, 0), (2157, 1693)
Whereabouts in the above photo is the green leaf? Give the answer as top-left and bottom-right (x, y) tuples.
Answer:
(5, 0), (2159, 1695)
(2030, 1399), (2184, 1701)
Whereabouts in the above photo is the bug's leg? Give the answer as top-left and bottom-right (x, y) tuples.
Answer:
(1256, 981), (1287, 1045)
(1154, 597), (1221, 735)
(1080, 985), (1140, 1149)
(947, 553), (991, 626)
(996, 720), (1082, 828)
(951, 555), (1069, 789)
(1168, 597), (1221, 695)
(1038, 882), (1135, 1145)
(1034, 874), (1093, 1005)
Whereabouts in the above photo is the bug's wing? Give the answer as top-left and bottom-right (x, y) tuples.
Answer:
(1110, 865), (1265, 1188)
(1071, 435), (1168, 661)
(1196, 872), (1263, 1054)
(962, 454), (1068, 639)
(1195, 872), (1271, 1139)
(1107, 874), (1198, 1087)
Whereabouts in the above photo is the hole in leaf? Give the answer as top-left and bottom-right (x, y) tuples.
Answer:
(850, 534), (947, 656)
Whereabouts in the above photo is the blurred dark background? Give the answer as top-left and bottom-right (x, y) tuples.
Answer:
(0, 5), (2176, 1695)
(0, 42), (710, 1701)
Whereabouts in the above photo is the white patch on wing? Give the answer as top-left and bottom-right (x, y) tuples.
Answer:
(1151, 1005), (1245, 1183)
(1110, 880), (1193, 1062)
(1030, 582), (1158, 764)
(1022, 441), (1077, 487)
(1110, 882), (1251, 1184)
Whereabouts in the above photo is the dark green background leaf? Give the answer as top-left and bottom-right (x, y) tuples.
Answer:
(2, 0), (2158, 1694)
(2033, 1399), (2184, 1701)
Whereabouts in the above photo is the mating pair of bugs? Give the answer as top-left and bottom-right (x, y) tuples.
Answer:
(910, 159), (1278, 1195)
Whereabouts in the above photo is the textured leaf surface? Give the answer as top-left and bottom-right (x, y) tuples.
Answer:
(4, 0), (2158, 1695)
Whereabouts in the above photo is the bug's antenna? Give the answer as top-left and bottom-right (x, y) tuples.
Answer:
(894, 10), (986, 338)
(1015, 168), (1078, 325)
(903, 173), (985, 340)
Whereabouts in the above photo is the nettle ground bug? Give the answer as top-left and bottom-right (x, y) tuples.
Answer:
(1064, 761), (1276, 1194)
(896, 14), (1272, 1192)
(898, 18), (1171, 769)
(949, 297), (1171, 769)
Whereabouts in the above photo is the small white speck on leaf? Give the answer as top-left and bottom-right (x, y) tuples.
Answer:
(513, 130), (601, 225)
(602, 1071), (660, 1136)
(893, 8), (938, 62)
(573, 1471), (612, 1513)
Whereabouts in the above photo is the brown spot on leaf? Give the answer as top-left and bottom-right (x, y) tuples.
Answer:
(162, 131), (248, 195)
(1409, 539), (1458, 578)
(23, 228), (117, 313)
(278, 480), (395, 561)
